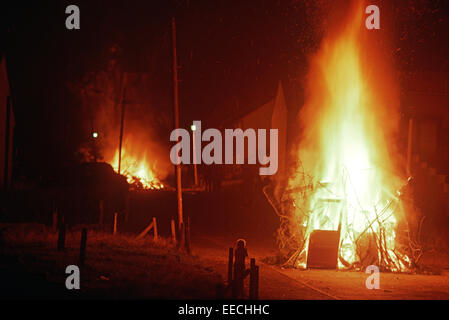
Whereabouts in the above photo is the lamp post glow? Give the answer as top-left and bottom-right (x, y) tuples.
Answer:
(191, 123), (198, 185)
(92, 132), (98, 138)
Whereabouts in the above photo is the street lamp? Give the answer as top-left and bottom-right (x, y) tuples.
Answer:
(92, 132), (99, 138)
(191, 123), (198, 186)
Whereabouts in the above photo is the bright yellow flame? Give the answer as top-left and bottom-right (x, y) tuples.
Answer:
(110, 148), (164, 190)
(289, 3), (408, 271)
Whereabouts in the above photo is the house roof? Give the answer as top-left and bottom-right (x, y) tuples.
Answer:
(209, 81), (284, 128)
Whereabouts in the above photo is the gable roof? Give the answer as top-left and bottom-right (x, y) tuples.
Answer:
(210, 81), (286, 129)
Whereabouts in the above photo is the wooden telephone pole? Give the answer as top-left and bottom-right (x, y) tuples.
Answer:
(118, 73), (128, 175)
(172, 17), (184, 231)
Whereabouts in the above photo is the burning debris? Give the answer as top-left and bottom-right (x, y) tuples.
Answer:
(277, 1), (412, 272)
(109, 146), (164, 190)
(73, 63), (171, 191)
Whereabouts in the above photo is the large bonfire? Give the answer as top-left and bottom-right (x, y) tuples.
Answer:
(283, 1), (410, 271)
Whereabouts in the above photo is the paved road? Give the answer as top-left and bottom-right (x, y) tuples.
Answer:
(192, 234), (449, 300)
(192, 235), (338, 299)
(186, 187), (449, 300)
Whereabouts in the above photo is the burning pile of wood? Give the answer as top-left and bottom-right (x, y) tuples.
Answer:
(267, 1), (417, 272)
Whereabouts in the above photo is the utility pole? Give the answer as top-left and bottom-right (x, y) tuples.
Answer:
(191, 123), (198, 185)
(118, 73), (128, 175)
(406, 117), (413, 177)
(172, 17), (184, 230)
(3, 96), (11, 190)
(406, 107), (414, 177)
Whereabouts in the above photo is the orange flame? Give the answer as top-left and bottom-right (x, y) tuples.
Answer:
(110, 147), (164, 190)
(289, 1), (409, 271)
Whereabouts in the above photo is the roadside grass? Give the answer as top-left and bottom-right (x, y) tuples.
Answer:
(0, 223), (222, 299)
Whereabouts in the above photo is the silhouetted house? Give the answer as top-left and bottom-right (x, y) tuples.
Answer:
(0, 56), (14, 190)
(212, 82), (288, 185)
(402, 71), (449, 227)
(403, 71), (449, 175)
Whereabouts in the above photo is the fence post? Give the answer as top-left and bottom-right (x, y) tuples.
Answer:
(136, 220), (154, 240)
(228, 247), (234, 284)
(171, 219), (177, 244)
(113, 212), (118, 235)
(233, 240), (247, 299)
(255, 265), (259, 300)
(153, 217), (158, 242)
(79, 228), (88, 267)
(178, 222), (185, 249)
(249, 258), (256, 299)
(185, 216), (191, 254)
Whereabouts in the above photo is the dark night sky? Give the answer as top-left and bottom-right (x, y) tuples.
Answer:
(2, 0), (448, 180)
